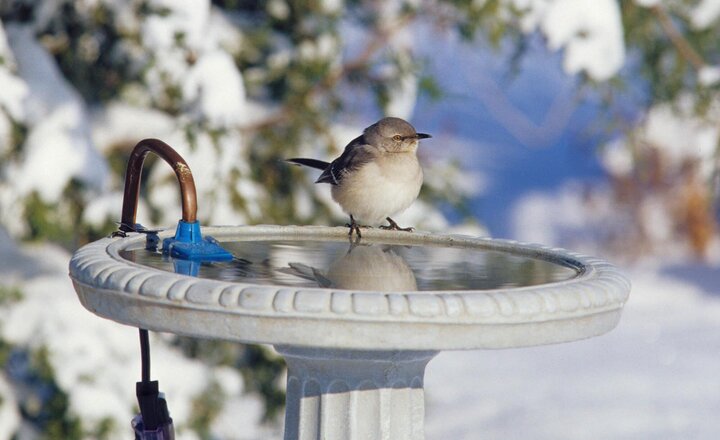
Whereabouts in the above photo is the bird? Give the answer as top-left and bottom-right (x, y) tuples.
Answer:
(287, 117), (431, 238)
(282, 243), (418, 291)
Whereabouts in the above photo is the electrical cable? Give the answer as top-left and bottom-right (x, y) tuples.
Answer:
(139, 328), (150, 383)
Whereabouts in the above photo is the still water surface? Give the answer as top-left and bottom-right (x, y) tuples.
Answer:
(121, 238), (580, 292)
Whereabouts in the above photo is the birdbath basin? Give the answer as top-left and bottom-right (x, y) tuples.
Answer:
(69, 224), (630, 439)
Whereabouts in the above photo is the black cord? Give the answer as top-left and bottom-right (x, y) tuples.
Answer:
(135, 327), (172, 433)
(139, 328), (151, 383)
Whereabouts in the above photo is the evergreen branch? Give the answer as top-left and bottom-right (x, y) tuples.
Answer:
(651, 4), (705, 70)
(240, 11), (419, 133)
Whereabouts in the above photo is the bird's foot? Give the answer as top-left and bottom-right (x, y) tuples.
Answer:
(345, 215), (371, 239)
(346, 222), (362, 239)
(380, 217), (414, 232)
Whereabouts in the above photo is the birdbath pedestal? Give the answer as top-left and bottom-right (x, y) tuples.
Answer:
(69, 225), (630, 439)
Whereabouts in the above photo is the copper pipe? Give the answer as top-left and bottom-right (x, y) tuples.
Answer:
(119, 139), (197, 232)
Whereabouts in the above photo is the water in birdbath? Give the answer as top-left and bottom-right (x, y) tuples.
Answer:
(121, 237), (580, 292)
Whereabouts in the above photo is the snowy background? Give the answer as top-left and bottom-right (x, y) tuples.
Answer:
(1, 0), (720, 439)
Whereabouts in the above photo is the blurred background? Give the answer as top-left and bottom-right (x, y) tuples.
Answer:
(0, 0), (719, 438)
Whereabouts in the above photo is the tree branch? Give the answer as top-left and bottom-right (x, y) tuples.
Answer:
(240, 11), (418, 133)
(651, 4), (705, 70)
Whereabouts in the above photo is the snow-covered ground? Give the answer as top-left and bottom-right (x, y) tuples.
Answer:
(425, 263), (720, 439)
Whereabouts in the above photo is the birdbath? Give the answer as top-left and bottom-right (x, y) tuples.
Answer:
(68, 141), (630, 439)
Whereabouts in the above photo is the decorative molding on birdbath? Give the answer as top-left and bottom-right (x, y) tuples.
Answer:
(70, 225), (629, 350)
(69, 225), (630, 439)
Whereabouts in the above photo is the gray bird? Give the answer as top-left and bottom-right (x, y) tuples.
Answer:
(283, 243), (418, 291)
(288, 117), (431, 238)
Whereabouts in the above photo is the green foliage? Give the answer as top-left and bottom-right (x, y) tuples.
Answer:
(32, 347), (84, 440)
(24, 191), (75, 246)
(617, 2), (719, 113)
(0, 345), (83, 440)
(418, 74), (443, 101)
(0, 285), (23, 306)
(189, 380), (226, 439)
(449, 0), (522, 45)
(87, 417), (117, 440)
(0, 337), (11, 369)
(237, 345), (286, 421)
(39, 1), (141, 104)
(22, 178), (107, 249)
(1, 0), (504, 236)
(8, 118), (27, 158)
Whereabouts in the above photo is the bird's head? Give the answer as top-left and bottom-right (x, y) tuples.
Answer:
(364, 117), (431, 153)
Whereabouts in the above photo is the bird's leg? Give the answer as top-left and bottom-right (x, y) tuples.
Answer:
(345, 215), (362, 239)
(380, 217), (415, 232)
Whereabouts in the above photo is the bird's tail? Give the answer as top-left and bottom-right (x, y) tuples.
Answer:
(286, 158), (330, 170)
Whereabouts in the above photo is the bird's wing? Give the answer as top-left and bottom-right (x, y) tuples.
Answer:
(281, 263), (333, 287)
(316, 135), (376, 185)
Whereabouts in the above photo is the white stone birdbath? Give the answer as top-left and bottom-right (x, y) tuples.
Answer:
(69, 224), (630, 439)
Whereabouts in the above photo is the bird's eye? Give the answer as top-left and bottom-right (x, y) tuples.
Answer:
(393, 135), (402, 141)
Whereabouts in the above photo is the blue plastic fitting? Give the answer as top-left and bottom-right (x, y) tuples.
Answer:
(162, 220), (233, 261)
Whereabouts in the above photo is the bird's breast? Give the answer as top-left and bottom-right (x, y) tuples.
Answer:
(331, 153), (423, 225)
(354, 153), (423, 194)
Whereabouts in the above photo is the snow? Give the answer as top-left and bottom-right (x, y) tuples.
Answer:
(425, 266), (720, 439)
(385, 66), (419, 121)
(0, 112), (10, 156)
(141, 0), (210, 52)
(292, 186), (316, 221)
(138, 0), (248, 131)
(12, 104), (106, 201)
(3, 26), (108, 202)
(511, 0), (625, 80)
(641, 98), (719, 179)
(513, 0), (551, 32)
(0, 20), (11, 60)
(298, 34), (339, 62)
(510, 181), (615, 250)
(204, 8), (244, 55)
(510, 177), (720, 262)
(83, 192), (144, 228)
(143, 130), (260, 226)
(377, 1), (418, 120)
(0, 376), (20, 440)
(90, 103), (176, 152)
(634, 0), (661, 7)
(699, 65), (720, 87)
(90, 103), (256, 229)
(320, 0), (344, 14)
(600, 138), (634, 177)
(689, 0), (720, 29)
(0, 23), (29, 156)
(267, 0), (291, 20)
(183, 50), (247, 127)
(0, 69), (27, 120)
(540, 0), (625, 81)
(639, 194), (676, 244)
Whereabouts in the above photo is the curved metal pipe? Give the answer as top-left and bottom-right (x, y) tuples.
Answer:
(114, 139), (198, 392)
(119, 138), (197, 232)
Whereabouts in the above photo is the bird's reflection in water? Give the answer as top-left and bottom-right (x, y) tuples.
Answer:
(282, 242), (418, 291)
(123, 238), (579, 289)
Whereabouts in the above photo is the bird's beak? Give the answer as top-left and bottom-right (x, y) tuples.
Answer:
(416, 133), (432, 139)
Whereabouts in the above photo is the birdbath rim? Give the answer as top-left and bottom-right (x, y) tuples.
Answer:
(69, 224), (630, 350)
